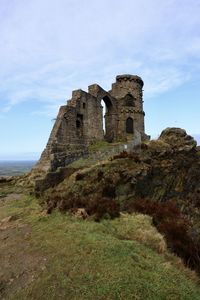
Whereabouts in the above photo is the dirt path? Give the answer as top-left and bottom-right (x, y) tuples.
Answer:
(0, 193), (46, 299)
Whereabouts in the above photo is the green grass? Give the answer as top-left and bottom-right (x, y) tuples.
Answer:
(68, 157), (96, 168)
(1, 194), (200, 300)
(88, 140), (114, 152)
(68, 141), (121, 168)
(68, 140), (126, 169)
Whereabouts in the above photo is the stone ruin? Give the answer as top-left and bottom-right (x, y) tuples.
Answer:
(34, 74), (149, 174)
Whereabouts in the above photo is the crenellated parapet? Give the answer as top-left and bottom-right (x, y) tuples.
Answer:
(116, 74), (144, 87)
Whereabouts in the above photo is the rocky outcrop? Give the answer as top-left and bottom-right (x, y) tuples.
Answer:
(38, 127), (200, 275)
(158, 128), (197, 151)
(42, 128), (200, 223)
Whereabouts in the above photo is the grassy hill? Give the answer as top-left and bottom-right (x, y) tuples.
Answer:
(0, 182), (200, 299)
(1, 129), (200, 299)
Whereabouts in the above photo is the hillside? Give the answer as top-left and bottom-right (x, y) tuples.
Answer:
(1, 127), (200, 299)
(40, 128), (200, 274)
(0, 181), (200, 299)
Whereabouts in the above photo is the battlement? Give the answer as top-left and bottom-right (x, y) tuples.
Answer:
(116, 74), (144, 87)
(72, 89), (88, 99)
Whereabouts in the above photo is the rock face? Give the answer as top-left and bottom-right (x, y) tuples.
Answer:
(33, 74), (149, 175)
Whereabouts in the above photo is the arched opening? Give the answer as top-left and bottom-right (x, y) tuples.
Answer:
(126, 117), (134, 134)
(101, 96), (114, 142)
(76, 114), (83, 137)
(101, 100), (106, 133)
(76, 120), (81, 128)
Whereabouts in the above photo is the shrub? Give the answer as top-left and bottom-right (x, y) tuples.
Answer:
(141, 142), (148, 150)
(87, 197), (120, 221)
(112, 151), (129, 160)
(46, 194), (60, 214)
(75, 173), (85, 181)
(111, 151), (140, 162)
(102, 185), (116, 198)
(46, 191), (120, 222)
(97, 170), (104, 180)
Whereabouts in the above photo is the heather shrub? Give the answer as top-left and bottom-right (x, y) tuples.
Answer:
(97, 170), (104, 180)
(46, 190), (120, 221)
(111, 151), (140, 162)
(75, 172), (85, 181)
(141, 142), (148, 150)
(112, 150), (129, 159)
(102, 185), (116, 198)
(87, 197), (120, 221)
(46, 194), (60, 214)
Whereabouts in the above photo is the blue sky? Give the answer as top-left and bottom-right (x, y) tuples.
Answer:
(0, 0), (200, 160)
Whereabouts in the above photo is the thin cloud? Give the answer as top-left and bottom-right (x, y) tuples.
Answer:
(143, 68), (191, 98)
(0, 0), (200, 115)
(31, 104), (62, 118)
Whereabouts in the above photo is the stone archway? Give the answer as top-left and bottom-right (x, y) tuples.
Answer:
(88, 85), (117, 143)
(101, 95), (115, 142)
(76, 114), (83, 137)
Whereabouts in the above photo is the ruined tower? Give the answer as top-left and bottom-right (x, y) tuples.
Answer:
(110, 74), (145, 141)
(34, 74), (149, 174)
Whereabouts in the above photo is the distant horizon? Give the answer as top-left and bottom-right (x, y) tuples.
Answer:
(0, 159), (38, 162)
(0, 160), (36, 176)
(0, 152), (40, 161)
(0, 132), (199, 161)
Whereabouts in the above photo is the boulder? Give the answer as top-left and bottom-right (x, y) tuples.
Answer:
(158, 128), (197, 151)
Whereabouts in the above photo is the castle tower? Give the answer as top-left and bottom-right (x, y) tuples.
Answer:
(110, 74), (145, 141)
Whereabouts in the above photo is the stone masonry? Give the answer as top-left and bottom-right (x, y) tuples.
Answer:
(34, 74), (149, 173)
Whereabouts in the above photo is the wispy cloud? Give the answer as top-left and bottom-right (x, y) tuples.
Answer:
(143, 68), (191, 98)
(31, 104), (61, 118)
(0, 0), (200, 116)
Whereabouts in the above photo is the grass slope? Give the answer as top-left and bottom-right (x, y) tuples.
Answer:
(0, 189), (200, 299)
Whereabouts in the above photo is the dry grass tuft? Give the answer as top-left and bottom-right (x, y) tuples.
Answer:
(111, 213), (167, 254)
(128, 198), (200, 275)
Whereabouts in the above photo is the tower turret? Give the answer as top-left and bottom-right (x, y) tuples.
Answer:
(110, 74), (145, 140)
